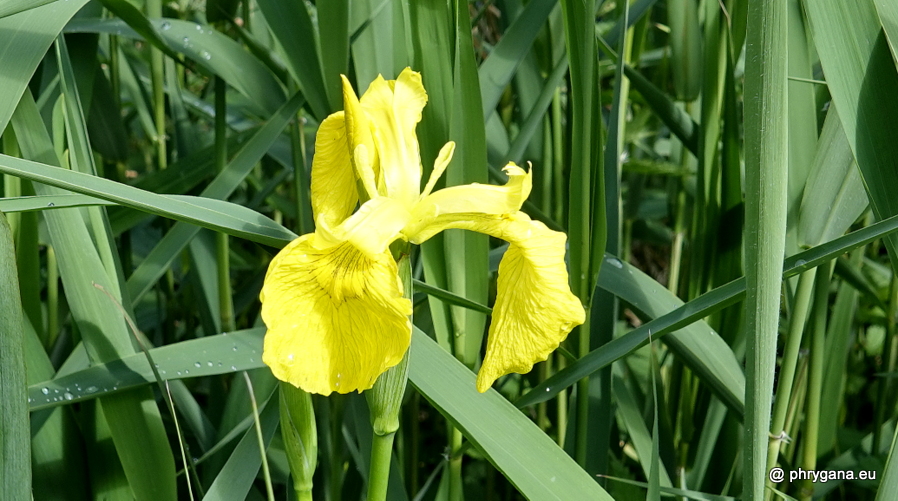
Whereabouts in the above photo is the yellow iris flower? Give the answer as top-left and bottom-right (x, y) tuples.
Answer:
(260, 68), (584, 395)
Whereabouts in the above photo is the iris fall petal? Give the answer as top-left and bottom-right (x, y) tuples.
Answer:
(261, 234), (412, 395)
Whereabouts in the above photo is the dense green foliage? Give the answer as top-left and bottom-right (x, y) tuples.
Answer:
(3, 0), (898, 499)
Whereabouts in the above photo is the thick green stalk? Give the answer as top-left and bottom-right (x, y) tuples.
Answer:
(368, 431), (397, 501)
(798, 263), (831, 500)
(743, 0), (789, 499)
(766, 268), (816, 475)
(214, 76), (235, 332)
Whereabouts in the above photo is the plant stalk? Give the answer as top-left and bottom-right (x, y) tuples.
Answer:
(214, 76), (235, 332)
(767, 268), (816, 476)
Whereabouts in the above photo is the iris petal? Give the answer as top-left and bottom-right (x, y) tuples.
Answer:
(361, 68), (427, 204)
(404, 210), (584, 392)
(260, 234), (412, 395)
(310, 111), (357, 227)
(405, 163), (533, 243)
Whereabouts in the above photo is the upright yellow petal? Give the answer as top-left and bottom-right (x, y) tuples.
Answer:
(342, 75), (380, 193)
(260, 234), (412, 395)
(360, 68), (427, 204)
(310, 111), (358, 228)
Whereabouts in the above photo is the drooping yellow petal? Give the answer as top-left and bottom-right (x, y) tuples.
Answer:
(475, 214), (584, 392)
(403, 211), (584, 392)
(360, 68), (427, 204)
(260, 234), (412, 395)
(310, 111), (357, 228)
(404, 163), (533, 243)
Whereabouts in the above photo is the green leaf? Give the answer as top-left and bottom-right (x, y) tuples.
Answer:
(805, 0), (898, 275)
(408, 329), (614, 501)
(0, 211), (30, 501)
(0, 0), (89, 133)
(202, 388), (279, 501)
(0, 154), (297, 248)
(11, 90), (178, 501)
(256, 0), (331, 118)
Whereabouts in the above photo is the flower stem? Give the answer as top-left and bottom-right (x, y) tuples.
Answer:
(367, 431), (397, 501)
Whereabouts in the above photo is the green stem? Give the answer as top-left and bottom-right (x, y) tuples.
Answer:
(47, 244), (59, 348)
(449, 426), (464, 501)
(766, 268), (816, 477)
(874, 274), (898, 454)
(214, 76), (235, 332)
(367, 431), (397, 501)
(147, 0), (166, 169)
(556, 352), (568, 447)
(575, 314), (591, 465)
(290, 91), (312, 235)
(799, 263), (829, 501)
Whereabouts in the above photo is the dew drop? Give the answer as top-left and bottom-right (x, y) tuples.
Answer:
(160, 21), (171, 30)
(545, 387), (551, 392)
(64, 392), (74, 401)
(182, 36), (189, 45)
(47, 202), (55, 207)
(41, 387), (50, 395)
(177, 371), (182, 376)
(184, 370), (189, 374)
(84, 386), (98, 394)
(795, 259), (807, 267)
(606, 257), (624, 269)
(194, 362), (202, 368)
(287, 353), (295, 361)
(232, 345), (238, 351)
(54, 389), (59, 394)
(195, 24), (202, 31)
(230, 365), (237, 371)
(201, 50), (211, 61)
(207, 361), (213, 367)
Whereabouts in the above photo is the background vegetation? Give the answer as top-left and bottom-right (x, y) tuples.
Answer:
(2, 0), (898, 500)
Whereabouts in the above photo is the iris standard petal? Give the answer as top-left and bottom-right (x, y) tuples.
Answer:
(310, 111), (358, 227)
(360, 68), (427, 204)
(260, 234), (413, 395)
(342, 75), (380, 192)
